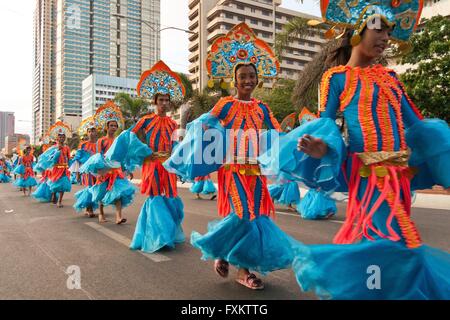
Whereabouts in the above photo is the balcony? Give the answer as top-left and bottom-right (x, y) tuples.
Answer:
(188, 0), (200, 10)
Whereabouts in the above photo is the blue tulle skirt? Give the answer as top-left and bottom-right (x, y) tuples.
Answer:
(91, 178), (136, 208)
(191, 213), (301, 274)
(70, 172), (79, 184)
(293, 239), (450, 299)
(297, 189), (337, 220)
(14, 176), (37, 188)
(12, 164), (25, 175)
(268, 184), (283, 200)
(278, 182), (301, 206)
(47, 176), (71, 193)
(130, 196), (185, 253)
(0, 173), (11, 183)
(73, 188), (99, 212)
(32, 181), (52, 202)
(190, 180), (217, 195)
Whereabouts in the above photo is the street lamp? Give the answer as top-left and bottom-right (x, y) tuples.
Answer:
(112, 13), (195, 65)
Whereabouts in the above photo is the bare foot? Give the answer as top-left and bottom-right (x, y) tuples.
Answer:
(116, 218), (127, 225)
(98, 215), (108, 223)
(57, 203), (63, 208)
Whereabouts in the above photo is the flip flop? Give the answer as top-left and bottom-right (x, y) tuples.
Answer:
(236, 273), (264, 290)
(116, 218), (127, 225)
(214, 259), (229, 278)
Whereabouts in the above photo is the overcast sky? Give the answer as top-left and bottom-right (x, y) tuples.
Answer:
(0, 0), (320, 135)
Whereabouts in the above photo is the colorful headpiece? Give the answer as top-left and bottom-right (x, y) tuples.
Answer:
(94, 101), (124, 130)
(78, 116), (97, 136)
(298, 107), (318, 126)
(310, 0), (423, 46)
(280, 113), (297, 133)
(48, 121), (72, 140)
(206, 23), (279, 88)
(137, 60), (185, 102)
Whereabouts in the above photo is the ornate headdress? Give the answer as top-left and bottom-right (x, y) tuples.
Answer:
(309, 0), (423, 48)
(298, 107), (318, 126)
(48, 121), (72, 140)
(94, 101), (125, 130)
(78, 116), (97, 137)
(206, 22), (280, 88)
(137, 60), (185, 102)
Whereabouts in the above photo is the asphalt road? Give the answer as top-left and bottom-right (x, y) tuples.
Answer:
(0, 182), (448, 300)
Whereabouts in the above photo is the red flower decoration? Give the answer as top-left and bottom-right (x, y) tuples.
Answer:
(237, 49), (248, 60)
(230, 56), (237, 63)
(391, 0), (401, 8)
(250, 56), (258, 64)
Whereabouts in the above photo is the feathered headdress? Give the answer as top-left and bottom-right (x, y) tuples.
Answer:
(48, 121), (72, 140)
(94, 101), (124, 130)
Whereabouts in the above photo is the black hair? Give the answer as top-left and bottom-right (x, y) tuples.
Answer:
(154, 93), (171, 105)
(325, 28), (369, 67)
(234, 63), (259, 86)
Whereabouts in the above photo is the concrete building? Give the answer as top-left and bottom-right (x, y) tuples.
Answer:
(188, 0), (325, 90)
(82, 74), (142, 119)
(4, 134), (30, 155)
(32, 0), (160, 143)
(0, 112), (15, 151)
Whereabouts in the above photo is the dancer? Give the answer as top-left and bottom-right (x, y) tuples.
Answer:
(13, 146), (37, 195)
(261, 1), (450, 299)
(80, 101), (134, 224)
(106, 60), (186, 253)
(44, 122), (72, 208)
(0, 154), (11, 183)
(190, 174), (217, 200)
(73, 116), (99, 217)
(164, 23), (302, 290)
(297, 189), (337, 220)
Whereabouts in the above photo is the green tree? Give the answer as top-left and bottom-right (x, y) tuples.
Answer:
(114, 93), (150, 129)
(253, 79), (299, 123)
(399, 15), (450, 122)
(67, 133), (80, 150)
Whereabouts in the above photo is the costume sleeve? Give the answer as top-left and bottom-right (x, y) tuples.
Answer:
(259, 71), (346, 191)
(259, 102), (281, 131)
(163, 112), (226, 179)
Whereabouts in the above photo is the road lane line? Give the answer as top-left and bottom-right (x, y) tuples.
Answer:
(275, 211), (344, 224)
(85, 222), (171, 262)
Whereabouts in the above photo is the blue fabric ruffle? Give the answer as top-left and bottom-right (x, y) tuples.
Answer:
(190, 180), (217, 195)
(297, 189), (337, 220)
(37, 146), (60, 171)
(32, 181), (52, 202)
(259, 118), (346, 192)
(406, 119), (450, 190)
(48, 176), (71, 193)
(14, 176), (37, 188)
(91, 178), (136, 208)
(0, 173), (11, 183)
(164, 113), (226, 180)
(73, 187), (99, 212)
(130, 196), (185, 253)
(191, 213), (301, 274)
(293, 239), (450, 300)
(105, 130), (152, 172)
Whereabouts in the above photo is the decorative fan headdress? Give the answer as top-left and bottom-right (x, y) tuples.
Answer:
(94, 101), (125, 130)
(78, 116), (97, 137)
(206, 22), (280, 89)
(280, 113), (297, 133)
(298, 107), (318, 126)
(48, 121), (72, 140)
(308, 0), (423, 49)
(137, 60), (185, 102)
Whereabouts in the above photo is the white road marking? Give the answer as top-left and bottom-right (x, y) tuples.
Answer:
(4, 209), (14, 213)
(85, 222), (171, 262)
(275, 211), (344, 224)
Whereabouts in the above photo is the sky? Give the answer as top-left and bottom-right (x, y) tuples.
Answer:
(0, 0), (320, 136)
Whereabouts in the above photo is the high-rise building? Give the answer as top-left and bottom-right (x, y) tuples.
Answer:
(0, 111), (15, 150)
(32, 0), (160, 143)
(421, 0), (450, 19)
(188, 0), (325, 90)
(82, 74), (142, 119)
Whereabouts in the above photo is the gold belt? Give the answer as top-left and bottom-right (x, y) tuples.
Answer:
(55, 164), (68, 169)
(145, 152), (171, 162)
(223, 164), (261, 176)
(357, 150), (414, 178)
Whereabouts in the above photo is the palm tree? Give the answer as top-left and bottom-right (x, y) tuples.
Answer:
(114, 93), (150, 129)
(67, 133), (81, 150)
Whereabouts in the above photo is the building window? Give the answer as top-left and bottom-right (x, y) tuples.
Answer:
(262, 21), (270, 27)
(250, 19), (258, 25)
(237, 4), (244, 10)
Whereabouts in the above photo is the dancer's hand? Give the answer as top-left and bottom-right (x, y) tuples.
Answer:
(297, 134), (328, 159)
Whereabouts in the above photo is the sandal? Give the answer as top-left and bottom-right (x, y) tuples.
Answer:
(214, 259), (229, 278)
(116, 218), (127, 225)
(236, 273), (264, 290)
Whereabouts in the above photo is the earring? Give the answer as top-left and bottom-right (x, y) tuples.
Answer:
(207, 79), (215, 89)
(350, 33), (361, 46)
